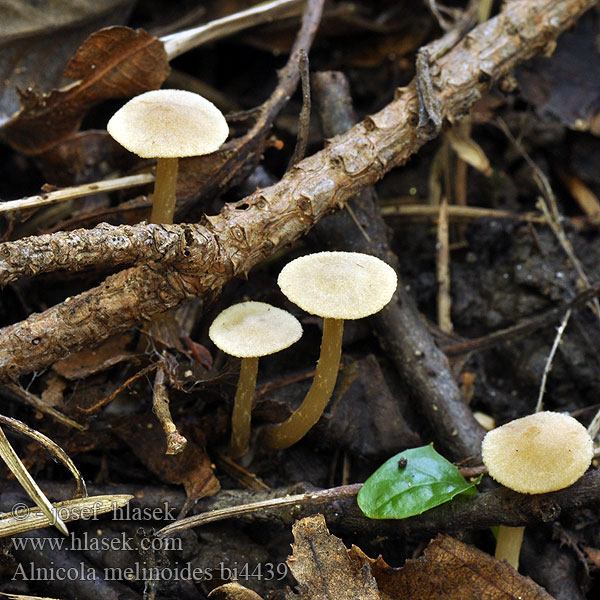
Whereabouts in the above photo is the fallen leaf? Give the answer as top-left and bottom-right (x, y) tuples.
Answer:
(353, 535), (554, 600)
(208, 581), (264, 600)
(0, 0), (135, 127)
(286, 514), (381, 600)
(3, 26), (170, 154)
(516, 13), (600, 135)
(116, 414), (220, 501)
(53, 333), (136, 380)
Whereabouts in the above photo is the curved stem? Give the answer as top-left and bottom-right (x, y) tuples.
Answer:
(495, 525), (525, 570)
(261, 318), (344, 450)
(229, 356), (259, 459)
(151, 157), (179, 224)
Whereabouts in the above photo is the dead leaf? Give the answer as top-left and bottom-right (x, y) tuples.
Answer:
(352, 535), (554, 600)
(53, 333), (136, 380)
(286, 514), (381, 600)
(0, 0), (135, 127)
(208, 582), (264, 600)
(116, 414), (220, 502)
(3, 26), (170, 154)
(446, 127), (493, 177)
(516, 13), (600, 135)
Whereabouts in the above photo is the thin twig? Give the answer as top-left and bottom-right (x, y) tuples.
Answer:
(152, 365), (187, 455)
(534, 308), (571, 413)
(287, 48), (312, 169)
(437, 197), (452, 332)
(0, 174), (154, 214)
(161, 0), (306, 60)
(380, 203), (544, 222)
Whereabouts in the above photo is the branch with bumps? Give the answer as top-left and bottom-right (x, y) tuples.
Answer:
(0, 0), (595, 382)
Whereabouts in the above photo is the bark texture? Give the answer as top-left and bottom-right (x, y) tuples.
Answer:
(0, 0), (595, 381)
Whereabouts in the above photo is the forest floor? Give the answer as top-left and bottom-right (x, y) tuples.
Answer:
(1, 1), (600, 599)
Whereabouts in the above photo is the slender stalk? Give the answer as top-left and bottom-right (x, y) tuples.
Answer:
(495, 525), (525, 569)
(261, 318), (344, 450)
(151, 157), (179, 224)
(230, 356), (260, 459)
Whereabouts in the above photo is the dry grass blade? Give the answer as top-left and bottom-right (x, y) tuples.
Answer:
(0, 494), (132, 537)
(0, 415), (87, 498)
(0, 592), (62, 600)
(0, 426), (68, 535)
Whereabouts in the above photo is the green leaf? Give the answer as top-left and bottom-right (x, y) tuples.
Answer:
(357, 443), (479, 519)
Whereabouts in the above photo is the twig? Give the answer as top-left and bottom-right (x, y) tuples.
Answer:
(443, 282), (600, 357)
(1, 383), (86, 431)
(152, 365), (187, 455)
(0, 0), (594, 389)
(160, 0), (306, 60)
(311, 70), (483, 461)
(380, 203), (544, 222)
(287, 48), (312, 169)
(534, 308), (572, 413)
(0, 174), (154, 215)
(155, 469), (600, 540)
(437, 197), (452, 332)
(496, 117), (600, 319)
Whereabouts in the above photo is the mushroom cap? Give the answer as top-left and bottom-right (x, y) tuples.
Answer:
(208, 301), (302, 358)
(481, 411), (594, 494)
(277, 251), (397, 320)
(107, 89), (229, 158)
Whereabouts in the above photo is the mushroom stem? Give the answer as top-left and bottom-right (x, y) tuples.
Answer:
(230, 356), (260, 459)
(261, 318), (344, 450)
(495, 525), (525, 569)
(151, 157), (179, 224)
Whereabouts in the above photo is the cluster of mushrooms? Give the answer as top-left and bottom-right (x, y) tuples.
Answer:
(106, 89), (596, 574)
(209, 251), (398, 458)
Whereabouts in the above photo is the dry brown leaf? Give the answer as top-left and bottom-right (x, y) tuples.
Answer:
(3, 26), (170, 154)
(286, 514), (381, 600)
(53, 332), (135, 380)
(352, 534), (554, 600)
(208, 581), (265, 600)
(0, 0), (135, 127)
(116, 414), (220, 502)
(516, 13), (600, 135)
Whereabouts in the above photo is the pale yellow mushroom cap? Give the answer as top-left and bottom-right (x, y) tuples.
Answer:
(481, 411), (593, 494)
(107, 89), (229, 158)
(208, 301), (302, 358)
(277, 251), (397, 320)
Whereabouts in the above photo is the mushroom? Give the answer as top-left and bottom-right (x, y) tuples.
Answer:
(107, 89), (228, 224)
(481, 411), (594, 569)
(208, 301), (302, 459)
(260, 251), (397, 450)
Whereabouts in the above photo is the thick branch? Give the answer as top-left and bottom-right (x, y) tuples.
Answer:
(0, 223), (203, 285)
(0, 0), (594, 381)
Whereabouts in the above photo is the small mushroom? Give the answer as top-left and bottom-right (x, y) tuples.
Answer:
(209, 301), (302, 459)
(481, 411), (594, 569)
(260, 251), (397, 450)
(107, 89), (228, 224)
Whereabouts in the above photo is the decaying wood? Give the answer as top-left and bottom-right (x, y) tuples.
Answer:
(157, 469), (600, 540)
(0, 0), (595, 382)
(311, 69), (483, 461)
